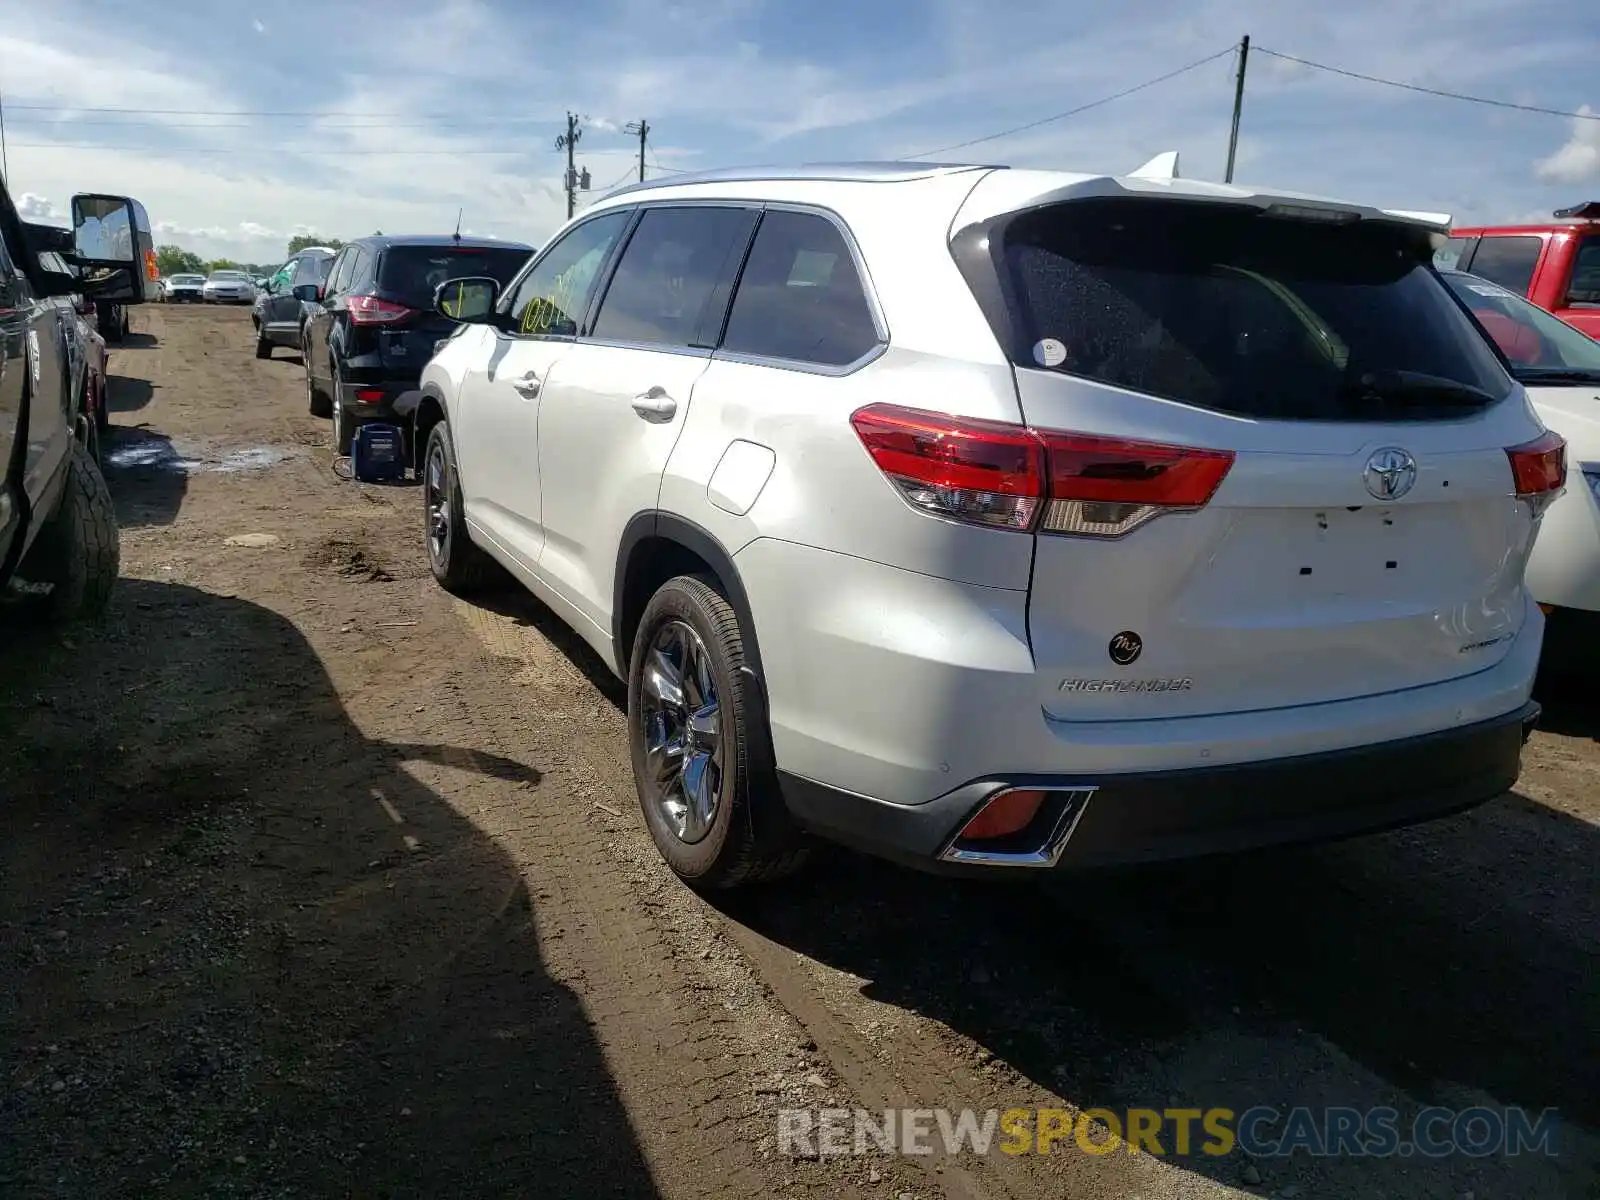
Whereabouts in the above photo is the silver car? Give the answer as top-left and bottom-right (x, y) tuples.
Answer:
(202, 269), (256, 304)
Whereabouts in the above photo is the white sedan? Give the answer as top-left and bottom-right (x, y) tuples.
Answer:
(1442, 269), (1600, 671)
(202, 270), (256, 304)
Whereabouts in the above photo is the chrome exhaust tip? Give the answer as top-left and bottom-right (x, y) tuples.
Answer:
(937, 786), (1096, 868)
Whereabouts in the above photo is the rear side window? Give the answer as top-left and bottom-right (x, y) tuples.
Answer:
(591, 207), (757, 349)
(293, 253), (331, 288)
(377, 245), (530, 308)
(1465, 235), (1543, 295)
(1433, 237), (1474, 271)
(999, 200), (1510, 421)
(721, 210), (880, 366)
(1567, 236), (1600, 306)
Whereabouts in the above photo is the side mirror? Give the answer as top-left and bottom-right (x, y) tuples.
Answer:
(434, 276), (499, 323)
(292, 283), (321, 303)
(70, 193), (155, 305)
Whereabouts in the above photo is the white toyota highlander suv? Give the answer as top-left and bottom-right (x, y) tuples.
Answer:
(411, 162), (1562, 889)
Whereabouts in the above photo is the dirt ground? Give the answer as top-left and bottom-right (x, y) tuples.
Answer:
(0, 305), (1596, 1200)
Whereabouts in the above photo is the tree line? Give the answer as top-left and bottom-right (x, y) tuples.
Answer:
(154, 232), (364, 279)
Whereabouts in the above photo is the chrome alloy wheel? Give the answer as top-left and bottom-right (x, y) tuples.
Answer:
(640, 619), (723, 844)
(424, 437), (449, 563)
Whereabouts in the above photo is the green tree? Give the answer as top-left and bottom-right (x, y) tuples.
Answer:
(286, 234), (344, 256)
(155, 244), (205, 275)
(206, 258), (242, 272)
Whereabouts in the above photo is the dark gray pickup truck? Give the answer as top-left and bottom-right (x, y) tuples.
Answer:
(0, 176), (155, 622)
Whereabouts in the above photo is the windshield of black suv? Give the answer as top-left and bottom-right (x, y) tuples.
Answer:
(376, 244), (531, 308)
(999, 198), (1513, 420)
(1443, 269), (1600, 383)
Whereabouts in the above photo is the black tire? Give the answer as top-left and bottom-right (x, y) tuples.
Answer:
(304, 337), (331, 417)
(629, 575), (808, 890)
(422, 420), (495, 594)
(330, 361), (356, 455)
(254, 330), (272, 359)
(28, 442), (120, 623)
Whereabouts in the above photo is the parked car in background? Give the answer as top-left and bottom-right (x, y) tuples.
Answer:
(411, 161), (1556, 890)
(253, 247), (334, 359)
(202, 269), (256, 304)
(302, 234), (532, 452)
(1437, 201), (1600, 339)
(1443, 268), (1600, 673)
(165, 273), (205, 303)
(3, 187), (153, 623)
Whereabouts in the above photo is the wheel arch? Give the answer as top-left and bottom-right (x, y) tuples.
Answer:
(411, 383), (449, 469)
(613, 513), (767, 691)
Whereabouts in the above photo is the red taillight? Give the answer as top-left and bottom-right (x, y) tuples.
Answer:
(1037, 431), (1234, 538)
(355, 388), (385, 403)
(348, 294), (414, 325)
(1506, 430), (1566, 499)
(848, 403), (1044, 531)
(849, 403), (1233, 537)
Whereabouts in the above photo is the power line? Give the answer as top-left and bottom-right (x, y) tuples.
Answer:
(904, 45), (1238, 159)
(6, 142), (543, 155)
(3, 114), (578, 130)
(1253, 47), (1600, 121)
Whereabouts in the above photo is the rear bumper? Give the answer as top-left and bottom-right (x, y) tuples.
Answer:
(778, 700), (1540, 874)
(335, 379), (423, 420)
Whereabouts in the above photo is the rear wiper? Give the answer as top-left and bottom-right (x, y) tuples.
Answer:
(1339, 369), (1499, 409)
(1512, 367), (1600, 385)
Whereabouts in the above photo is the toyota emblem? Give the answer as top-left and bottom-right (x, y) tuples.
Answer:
(1363, 447), (1417, 501)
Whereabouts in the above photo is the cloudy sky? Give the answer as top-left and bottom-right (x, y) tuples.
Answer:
(3, 0), (1596, 265)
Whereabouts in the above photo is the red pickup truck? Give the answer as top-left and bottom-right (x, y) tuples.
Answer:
(1437, 201), (1600, 338)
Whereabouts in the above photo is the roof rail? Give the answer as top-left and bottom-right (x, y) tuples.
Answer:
(1553, 201), (1600, 220)
(600, 161), (997, 200)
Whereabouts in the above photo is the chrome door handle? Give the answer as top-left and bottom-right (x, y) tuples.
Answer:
(631, 387), (677, 421)
(511, 371), (541, 398)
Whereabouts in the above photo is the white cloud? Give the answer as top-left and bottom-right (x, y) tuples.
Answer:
(1, 0), (1594, 257)
(1534, 107), (1600, 184)
(252, 18), (266, 33)
(16, 192), (64, 224)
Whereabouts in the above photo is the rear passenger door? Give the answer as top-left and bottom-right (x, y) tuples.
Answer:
(534, 204), (758, 636)
(306, 249), (353, 386)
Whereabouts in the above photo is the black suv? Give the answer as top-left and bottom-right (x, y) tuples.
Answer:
(252, 246), (335, 358)
(300, 235), (532, 452)
(1, 181), (153, 622)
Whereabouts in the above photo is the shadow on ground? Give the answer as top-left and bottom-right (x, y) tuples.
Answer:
(0, 580), (661, 1197)
(116, 331), (158, 350)
(101, 427), (187, 529)
(721, 792), (1598, 1192)
(443, 566), (1597, 1194)
(104, 376), (155, 414)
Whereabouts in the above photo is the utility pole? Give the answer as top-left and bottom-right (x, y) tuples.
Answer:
(624, 119), (650, 183)
(555, 111), (583, 219)
(1224, 35), (1250, 184)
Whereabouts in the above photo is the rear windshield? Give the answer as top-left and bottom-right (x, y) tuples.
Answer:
(376, 245), (531, 306)
(209, 271), (248, 281)
(171, 275), (203, 284)
(1000, 200), (1512, 420)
